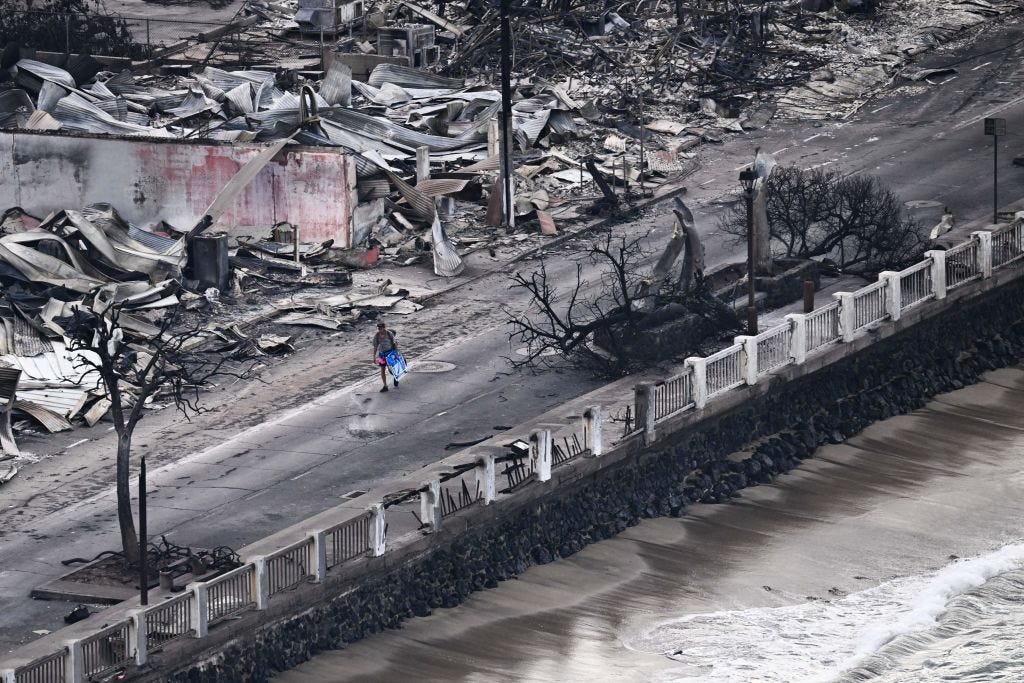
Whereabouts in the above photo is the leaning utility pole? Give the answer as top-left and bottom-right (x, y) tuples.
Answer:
(498, 0), (515, 229)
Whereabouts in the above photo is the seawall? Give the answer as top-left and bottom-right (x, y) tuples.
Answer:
(155, 266), (1024, 682)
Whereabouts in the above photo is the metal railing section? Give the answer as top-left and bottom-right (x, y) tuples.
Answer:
(853, 280), (888, 330)
(81, 621), (133, 680)
(324, 512), (371, 569)
(756, 323), (792, 375)
(898, 259), (934, 310)
(992, 222), (1024, 268)
(144, 592), (195, 653)
(706, 344), (744, 397)
(805, 300), (840, 353)
(653, 368), (694, 420)
(946, 238), (981, 289)
(266, 539), (314, 596)
(13, 649), (67, 683)
(206, 564), (256, 626)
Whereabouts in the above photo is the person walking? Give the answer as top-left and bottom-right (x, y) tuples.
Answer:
(372, 321), (399, 392)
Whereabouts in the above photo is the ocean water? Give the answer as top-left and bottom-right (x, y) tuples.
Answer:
(631, 543), (1024, 683)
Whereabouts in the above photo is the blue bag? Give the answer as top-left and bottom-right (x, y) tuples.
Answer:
(385, 350), (407, 380)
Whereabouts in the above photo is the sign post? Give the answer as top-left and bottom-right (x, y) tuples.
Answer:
(984, 117), (1006, 224)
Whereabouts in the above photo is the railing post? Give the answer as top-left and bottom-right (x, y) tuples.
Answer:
(66, 639), (84, 683)
(369, 503), (386, 556)
(685, 357), (708, 409)
(834, 292), (856, 342)
(190, 582), (209, 638)
(880, 271), (901, 321)
(130, 608), (148, 666)
(973, 230), (993, 278)
(530, 429), (552, 482)
(583, 406), (602, 455)
(252, 558), (270, 609)
(926, 250), (947, 299)
(2, 669), (15, 683)
(634, 383), (656, 444)
(308, 530), (327, 582)
(419, 479), (442, 531)
(785, 313), (807, 364)
(477, 454), (496, 503)
(736, 335), (758, 385)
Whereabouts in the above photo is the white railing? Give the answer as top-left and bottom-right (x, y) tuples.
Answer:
(81, 620), (133, 680)
(12, 649), (67, 683)
(756, 323), (792, 376)
(992, 221), (1024, 268)
(5, 222), (1024, 683)
(805, 301), (841, 353)
(266, 538), (315, 596)
(852, 280), (888, 330)
(324, 512), (371, 569)
(946, 238), (981, 289)
(206, 564), (257, 626)
(653, 368), (694, 420)
(898, 259), (934, 310)
(144, 592), (195, 653)
(705, 344), (744, 397)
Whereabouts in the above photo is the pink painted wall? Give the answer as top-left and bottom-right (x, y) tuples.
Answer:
(1, 132), (354, 247)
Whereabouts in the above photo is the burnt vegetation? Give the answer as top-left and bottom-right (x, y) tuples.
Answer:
(720, 165), (929, 277)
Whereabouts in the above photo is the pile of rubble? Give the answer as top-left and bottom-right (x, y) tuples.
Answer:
(0, 196), (431, 464)
(2, 0), (1018, 265)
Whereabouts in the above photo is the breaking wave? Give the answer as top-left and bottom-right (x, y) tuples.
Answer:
(629, 542), (1024, 683)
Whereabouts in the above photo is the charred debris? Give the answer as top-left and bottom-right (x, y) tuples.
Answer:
(2, 0), (1010, 265)
(0, 0), (1015, 464)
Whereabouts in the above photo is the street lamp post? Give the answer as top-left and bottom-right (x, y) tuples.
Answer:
(739, 168), (758, 335)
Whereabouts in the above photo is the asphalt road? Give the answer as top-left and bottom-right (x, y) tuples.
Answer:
(1, 13), (1023, 655)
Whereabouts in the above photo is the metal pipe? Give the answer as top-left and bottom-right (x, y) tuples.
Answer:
(139, 456), (148, 606)
(745, 189), (758, 335)
(498, 0), (515, 230)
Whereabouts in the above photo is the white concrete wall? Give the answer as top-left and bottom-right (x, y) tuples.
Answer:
(0, 131), (353, 247)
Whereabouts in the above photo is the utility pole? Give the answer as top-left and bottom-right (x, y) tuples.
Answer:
(740, 168), (758, 335)
(138, 456), (148, 606)
(498, 0), (515, 230)
(984, 118), (1005, 224)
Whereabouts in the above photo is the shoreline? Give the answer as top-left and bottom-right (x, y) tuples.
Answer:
(277, 367), (1024, 682)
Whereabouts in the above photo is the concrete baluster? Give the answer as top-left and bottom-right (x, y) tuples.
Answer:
(736, 335), (758, 385)
(634, 383), (656, 444)
(785, 313), (807, 365)
(685, 357), (708, 410)
(530, 430), (552, 482)
(308, 530), (327, 582)
(880, 271), (901, 321)
(926, 250), (947, 300)
(66, 639), (84, 683)
(478, 454), (497, 503)
(190, 582), (209, 638)
(252, 559), (269, 609)
(834, 292), (856, 342)
(369, 503), (386, 557)
(583, 406), (603, 456)
(130, 609), (148, 666)
(419, 479), (442, 531)
(973, 230), (993, 278)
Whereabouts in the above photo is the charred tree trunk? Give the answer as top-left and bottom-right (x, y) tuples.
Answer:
(116, 432), (140, 564)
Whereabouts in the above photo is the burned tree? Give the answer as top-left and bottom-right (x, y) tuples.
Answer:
(721, 165), (929, 277)
(63, 294), (251, 564)
(508, 201), (737, 377)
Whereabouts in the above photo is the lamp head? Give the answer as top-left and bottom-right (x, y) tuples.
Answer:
(739, 168), (756, 193)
